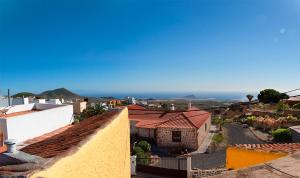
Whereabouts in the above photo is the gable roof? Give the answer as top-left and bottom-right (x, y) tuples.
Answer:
(129, 107), (211, 129)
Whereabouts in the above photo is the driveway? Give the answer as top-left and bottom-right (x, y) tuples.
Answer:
(191, 123), (263, 169)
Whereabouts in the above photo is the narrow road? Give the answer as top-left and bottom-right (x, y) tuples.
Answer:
(225, 123), (264, 145)
(192, 123), (263, 169)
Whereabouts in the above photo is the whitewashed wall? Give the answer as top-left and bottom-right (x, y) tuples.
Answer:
(6, 104), (35, 114)
(5, 104), (73, 143)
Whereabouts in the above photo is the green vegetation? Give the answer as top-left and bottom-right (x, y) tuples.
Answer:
(39, 88), (81, 99)
(212, 133), (224, 144)
(246, 94), (254, 102)
(277, 101), (289, 112)
(133, 140), (151, 165)
(73, 104), (105, 123)
(258, 89), (289, 104)
(246, 115), (256, 124)
(293, 103), (300, 110)
(272, 128), (292, 142)
(213, 116), (225, 131)
(137, 140), (151, 152)
(13, 92), (36, 98)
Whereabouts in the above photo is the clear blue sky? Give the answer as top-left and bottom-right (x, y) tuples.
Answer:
(0, 0), (299, 95)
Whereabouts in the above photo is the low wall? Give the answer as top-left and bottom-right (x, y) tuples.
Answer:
(6, 104), (35, 114)
(5, 105), (73, 142)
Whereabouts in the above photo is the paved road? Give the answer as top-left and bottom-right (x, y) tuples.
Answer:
(192, 123), (263, 169)
(225, 123), (264, 145)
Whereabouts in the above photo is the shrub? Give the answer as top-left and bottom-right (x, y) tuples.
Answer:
(132, 146), (144, 155)
(138, 140), (151, 152)
(293, 103), (300, 110)
(258, 89), (289, 103)
(246, 116), (256, 124)
(272, 128), (292, 142)
(212, 133), (224, 144)
(277, 102), (289, 112)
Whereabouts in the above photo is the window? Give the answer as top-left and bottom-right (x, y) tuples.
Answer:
(172, 131), (181, 142)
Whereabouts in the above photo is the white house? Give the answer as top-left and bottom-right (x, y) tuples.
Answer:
(0, 103), (73, 145)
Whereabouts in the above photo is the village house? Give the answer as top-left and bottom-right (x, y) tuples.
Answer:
(283, 95), (300, 106)
(128, 104), (211, 150)
(0, 108), (130, 178)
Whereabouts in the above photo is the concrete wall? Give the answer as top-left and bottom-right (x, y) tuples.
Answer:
(73, 101), (87, 115)
(4, 104), (73, 142)
(31, 108), (130, 178)
(226, 147), (287, 170)
(156, 127), (198, 150)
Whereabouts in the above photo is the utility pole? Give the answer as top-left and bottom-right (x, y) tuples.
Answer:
(7, 89), (11, 106)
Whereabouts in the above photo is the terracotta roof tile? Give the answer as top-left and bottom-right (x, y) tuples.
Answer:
(21, 110), (120, 158)
(234, 143), (300, 154)
(127, 104), (146, 110)
(129, 107), (211, 129)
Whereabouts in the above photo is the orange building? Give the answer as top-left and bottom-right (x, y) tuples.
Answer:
(226, 143), (300, 170)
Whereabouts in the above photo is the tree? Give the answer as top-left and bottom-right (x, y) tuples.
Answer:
(246, 94), (254, 103)
(257, 89), (289, 103)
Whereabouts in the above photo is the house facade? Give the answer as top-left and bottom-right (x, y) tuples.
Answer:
(128, 105), (211, 150)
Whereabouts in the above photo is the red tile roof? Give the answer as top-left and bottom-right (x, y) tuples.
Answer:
(234, 143), (300, 154)
(21, 110), (120, 158)
(127, 104), (146, 110)
(129, 107), (211, 129)
(183, 110), (211, 128)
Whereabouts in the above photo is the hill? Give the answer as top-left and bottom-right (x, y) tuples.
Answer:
(38, 88), (81, 100)
(13, 92), (36, 98)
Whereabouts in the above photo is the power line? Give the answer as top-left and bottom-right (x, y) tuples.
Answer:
(283, 88), (300, 94)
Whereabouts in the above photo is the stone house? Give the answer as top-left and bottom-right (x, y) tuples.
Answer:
(128, 105), (211, 150)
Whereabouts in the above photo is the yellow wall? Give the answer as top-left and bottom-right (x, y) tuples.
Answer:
(31, 108), (130, 178)
(226, 147), (287, 170)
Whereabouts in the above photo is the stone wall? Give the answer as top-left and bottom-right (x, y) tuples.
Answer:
(156, 127), (198, 150)
(197, 117), (211, 148)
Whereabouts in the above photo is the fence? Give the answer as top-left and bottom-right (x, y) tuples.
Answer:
(136, 157), (187, 178)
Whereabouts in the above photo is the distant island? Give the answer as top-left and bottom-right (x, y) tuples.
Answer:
(13, 88), (82, 100)
(184, 94), (197, 99)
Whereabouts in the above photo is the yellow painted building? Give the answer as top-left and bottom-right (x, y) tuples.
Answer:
(0, 109), (130, 178)
(226, 146), (289, 170)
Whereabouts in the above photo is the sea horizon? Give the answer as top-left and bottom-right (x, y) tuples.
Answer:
(80, 91), (259, 102)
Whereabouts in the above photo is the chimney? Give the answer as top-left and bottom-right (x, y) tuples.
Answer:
(4, 139), (17, 153)
(7, 89), (11, 106)
(170, 104), (175, 111)
(188, 101), (192, 110)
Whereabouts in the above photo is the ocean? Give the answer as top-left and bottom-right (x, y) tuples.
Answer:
(82, 91), (258, 102)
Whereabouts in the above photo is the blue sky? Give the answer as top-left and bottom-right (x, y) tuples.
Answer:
(0, 0), (299, 95)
